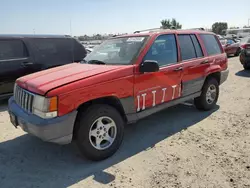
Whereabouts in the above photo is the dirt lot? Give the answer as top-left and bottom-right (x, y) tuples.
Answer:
(0, 57), (250, 188)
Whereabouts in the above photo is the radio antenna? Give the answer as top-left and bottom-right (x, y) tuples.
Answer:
(69, 18), (75, 62)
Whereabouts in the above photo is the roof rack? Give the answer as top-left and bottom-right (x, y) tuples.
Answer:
(133, 26), (205, 34)
(185, 27), (205, 31)
(133, 27), (173, 34)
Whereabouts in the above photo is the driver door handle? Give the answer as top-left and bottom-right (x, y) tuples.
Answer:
(174, 66), (183, 71)
(200, 59), (209, 64)
(22, 62), (33, 66)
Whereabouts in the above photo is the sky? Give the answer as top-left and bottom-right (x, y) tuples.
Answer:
(1, 0), (250, 36)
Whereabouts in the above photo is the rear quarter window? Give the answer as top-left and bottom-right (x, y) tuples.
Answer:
(71, 39), (87, 61)
(200, 34), (222, 56)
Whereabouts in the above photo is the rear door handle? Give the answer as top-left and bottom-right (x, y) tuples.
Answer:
(174, 66), (183, 71)
(22, 62), (33, 66)
(200, 59), (209, 64)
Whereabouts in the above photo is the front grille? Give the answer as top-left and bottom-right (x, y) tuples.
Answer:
(14, 85), (34, 113)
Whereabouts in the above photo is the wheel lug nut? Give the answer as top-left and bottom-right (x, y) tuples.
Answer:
(97, 131), (100, 134)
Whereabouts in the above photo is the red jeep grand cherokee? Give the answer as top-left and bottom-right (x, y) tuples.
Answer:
(8, 29), (229, 161)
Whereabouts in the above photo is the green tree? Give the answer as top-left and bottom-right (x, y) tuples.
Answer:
(212, 22), (228, 35)
(161, 18), (182, 29)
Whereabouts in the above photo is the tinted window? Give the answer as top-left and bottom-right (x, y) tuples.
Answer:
(200, 34), (222, 56)
(33, 39), (58, 55)
(32, 38), (73, 63)
(72, 39), (87, 61)
(178, 35), (196, 61)
(190, 35), (203, 58)
(143, 34), (177, 66)
(0, 40), (28, 60)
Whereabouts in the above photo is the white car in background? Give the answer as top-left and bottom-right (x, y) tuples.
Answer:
(86, 47), (93, 54)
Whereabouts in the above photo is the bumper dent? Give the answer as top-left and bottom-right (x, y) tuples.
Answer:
(8, 97), (77, 145)
(220, 69), (229, 85)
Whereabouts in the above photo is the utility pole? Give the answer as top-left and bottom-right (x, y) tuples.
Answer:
(248, 18), (250, 27)
(33, 29), (35, 35)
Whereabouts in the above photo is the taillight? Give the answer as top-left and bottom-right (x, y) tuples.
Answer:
(241, 44), (250, 49)
(241, 44), (246, 49)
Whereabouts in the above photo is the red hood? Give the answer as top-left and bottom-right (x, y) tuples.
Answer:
(16, 63), (125, 95)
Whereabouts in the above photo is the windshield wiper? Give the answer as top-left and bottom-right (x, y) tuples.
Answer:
(87, 60), (106, 65)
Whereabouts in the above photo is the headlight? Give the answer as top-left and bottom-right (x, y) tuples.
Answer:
(32, 95), (58, 119)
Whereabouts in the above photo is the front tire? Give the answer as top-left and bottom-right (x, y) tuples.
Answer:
(194, 78), (219, 111)
(75, 104), (124, 161)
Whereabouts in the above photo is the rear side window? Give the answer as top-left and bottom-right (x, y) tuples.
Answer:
(190, 35), (203, 58)
(0, 40), (28, 60)
(32, 38), (87, 63)
(200, 34), (222, 56)
(32, 38), (73, 63)
(33, 39), (58, 55)
(178, 35), (196, 61)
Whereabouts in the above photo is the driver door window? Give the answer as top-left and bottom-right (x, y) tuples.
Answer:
(143, 34), (177, 67)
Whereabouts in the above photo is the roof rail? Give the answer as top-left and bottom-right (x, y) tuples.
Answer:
(184, 27), (205, 31)
(133, 27), (205, 34)
(133, 27), (173, 34)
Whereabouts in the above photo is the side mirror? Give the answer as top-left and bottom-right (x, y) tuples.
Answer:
(140, 60), (159, 73)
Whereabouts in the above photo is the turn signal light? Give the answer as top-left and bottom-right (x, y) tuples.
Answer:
(49, 96), (58, 112)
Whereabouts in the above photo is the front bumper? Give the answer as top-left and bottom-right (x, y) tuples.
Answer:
(8, 97), (77, 145)
(220, 68), (229, 85)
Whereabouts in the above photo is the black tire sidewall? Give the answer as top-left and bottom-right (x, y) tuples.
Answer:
(199, 78), (219, 110)
(235, 48), (241, 56)
(243, 64), (249, 70)
(76, 104), (124, 161)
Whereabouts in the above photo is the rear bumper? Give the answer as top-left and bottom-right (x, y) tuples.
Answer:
(8, 97), (77, 145)
(220, 68), (229, 85)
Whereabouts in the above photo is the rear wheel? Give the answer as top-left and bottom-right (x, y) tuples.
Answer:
(194, 78), (219, 111)
(235, 48), (241, 56)
(243, 63), (250, 70)
(75, 104), (124, 161)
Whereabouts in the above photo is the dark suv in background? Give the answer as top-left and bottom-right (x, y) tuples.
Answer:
(0, 35), (87, 99)
(239, 36), (250, 69)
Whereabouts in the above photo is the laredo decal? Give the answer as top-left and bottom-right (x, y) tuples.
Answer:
(137, 84), (182, 112)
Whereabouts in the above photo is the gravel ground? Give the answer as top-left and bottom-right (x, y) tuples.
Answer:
(0, 57), (250, 188)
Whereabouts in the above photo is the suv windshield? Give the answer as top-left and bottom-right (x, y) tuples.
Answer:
(84, 36), (148, 65)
